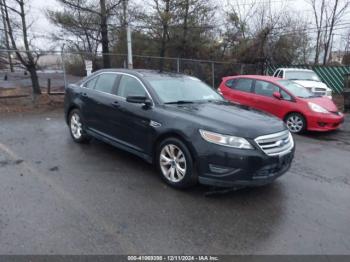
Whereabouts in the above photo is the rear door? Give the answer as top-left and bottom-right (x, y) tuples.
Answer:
(87, 73), (121, 137)
(225, 78), (255, 107)
(79, 76), (99, 127)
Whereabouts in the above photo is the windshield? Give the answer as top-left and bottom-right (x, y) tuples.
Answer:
(146, 75), (223, 103)
(284, 71), (321, 81)
(278, 80), (315, 98)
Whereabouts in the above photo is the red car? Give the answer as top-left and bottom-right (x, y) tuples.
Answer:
(218, 75), (344, 133)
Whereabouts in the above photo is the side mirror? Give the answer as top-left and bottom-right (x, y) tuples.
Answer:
(273, 92), (282, 100)
(126, 96), (152, 107)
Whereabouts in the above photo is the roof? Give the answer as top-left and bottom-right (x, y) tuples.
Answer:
(276, 68), (314, 72)
(223, 75), (280, 82)
(92, 68), (186, 78)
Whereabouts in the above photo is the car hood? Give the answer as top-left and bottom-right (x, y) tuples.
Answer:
(302, 96), (338, 112)
(165, 101), (287, 139)
(292, 80), (330, 90)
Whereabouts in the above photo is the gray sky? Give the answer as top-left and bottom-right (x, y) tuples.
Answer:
(29, 0), (349, 51)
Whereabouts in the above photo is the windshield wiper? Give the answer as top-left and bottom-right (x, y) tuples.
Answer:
(164, 100), (195, 104)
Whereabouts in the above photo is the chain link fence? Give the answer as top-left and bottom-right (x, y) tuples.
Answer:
(0, 50), (262, 98)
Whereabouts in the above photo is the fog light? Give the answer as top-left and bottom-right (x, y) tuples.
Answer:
(209, 164), (241, 175)
(318, 122), (327, 127)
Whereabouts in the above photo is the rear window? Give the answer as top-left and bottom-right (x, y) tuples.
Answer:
(225, 79), (237, 88)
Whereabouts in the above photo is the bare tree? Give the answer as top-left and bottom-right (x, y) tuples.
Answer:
(54, 0), (122, 68)
(0, 0), (14, 72)
(0, 0), (41, 96)
(309, 0), (326, 64)
(309, 0), (349, 65)
(322, 0), (349, 64)
(47, 1), (101, 70)
(176, 0), (214, 58)
(149, 0), (176, 71)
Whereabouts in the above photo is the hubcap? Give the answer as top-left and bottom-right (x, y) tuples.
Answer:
(160, 144), (186, 183)
(286, 115), (303, 133)
(70, 113), (83, 139)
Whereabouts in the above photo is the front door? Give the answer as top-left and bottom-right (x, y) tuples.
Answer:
(114, 74), (154, 154)
(253, 80), (283, 117)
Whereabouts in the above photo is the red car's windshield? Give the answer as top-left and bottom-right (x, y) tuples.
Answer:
(278, 80), (315, 98)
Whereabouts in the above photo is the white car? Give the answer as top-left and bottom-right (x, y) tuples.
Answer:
(273, 68), (332, 99)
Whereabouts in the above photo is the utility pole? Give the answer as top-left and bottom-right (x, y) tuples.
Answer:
(0, 0), (14, 72)
(123, 0), (133, 69)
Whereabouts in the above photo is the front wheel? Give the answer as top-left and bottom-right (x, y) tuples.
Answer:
(156, 138), (197, 189)
(285, 113), (306, 134)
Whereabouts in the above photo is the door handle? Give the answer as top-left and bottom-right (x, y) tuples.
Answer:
(111, 101), (120, 108)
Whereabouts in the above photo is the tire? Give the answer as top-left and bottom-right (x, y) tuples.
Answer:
(156, 138), (197, 189)
(285, 113), (306, 134)
(68, 109), (91, 143)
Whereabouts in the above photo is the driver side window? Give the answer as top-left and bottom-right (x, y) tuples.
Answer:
(254, 80), (280, 97)
(278, 70), (284, 78)
(117, 75), (146, 98)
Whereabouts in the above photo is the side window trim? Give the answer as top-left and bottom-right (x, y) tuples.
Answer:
(80, 72), (154, 105)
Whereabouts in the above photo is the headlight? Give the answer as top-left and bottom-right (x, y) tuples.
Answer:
(199, 129), (253, 149)
(308, 102), (329, 113)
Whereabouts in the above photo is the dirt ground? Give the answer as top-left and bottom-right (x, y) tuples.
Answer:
(0, 95), (64, 113)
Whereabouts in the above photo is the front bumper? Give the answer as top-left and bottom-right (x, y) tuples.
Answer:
(307, 112), (344, 131)
(195, 141), (295, 188)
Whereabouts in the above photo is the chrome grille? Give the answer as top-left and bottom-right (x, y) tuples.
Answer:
(315, 87), (326, 92)
(313, 87), (327, 96)
(254, 130), (294, 156)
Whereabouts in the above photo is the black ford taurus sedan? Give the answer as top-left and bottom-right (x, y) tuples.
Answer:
(64, 69), (294, 188)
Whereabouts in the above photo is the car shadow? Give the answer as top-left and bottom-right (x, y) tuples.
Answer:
(76, 137), (288, 253)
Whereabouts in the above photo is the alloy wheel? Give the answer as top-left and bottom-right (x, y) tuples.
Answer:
(70, 113), (83, 139)
(286, 115), (304, 133)
(159, 144), (187, 183)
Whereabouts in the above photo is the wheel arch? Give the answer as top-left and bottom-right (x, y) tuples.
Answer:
(152, 131), (198, 164)
(283, 111), (308, 128)
(66, 104), (81, 124)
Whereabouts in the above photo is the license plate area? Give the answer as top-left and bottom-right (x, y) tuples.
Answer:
(278, 153), (292, 168)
